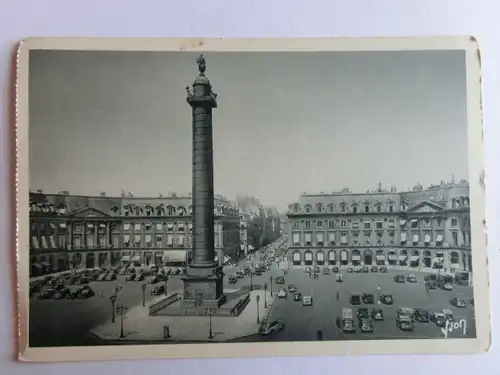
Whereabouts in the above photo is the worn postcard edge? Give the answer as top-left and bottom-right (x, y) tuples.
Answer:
(14, 37), (490, 362)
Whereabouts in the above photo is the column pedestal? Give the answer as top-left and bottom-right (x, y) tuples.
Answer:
(181, 266), (225, 309)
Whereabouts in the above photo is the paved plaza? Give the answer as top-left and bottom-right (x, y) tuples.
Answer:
(29, 248), (475, 346)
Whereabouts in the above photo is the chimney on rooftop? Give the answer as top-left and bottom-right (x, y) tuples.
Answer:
(36, 189), (43, 194)
(100, 192), (106, 197)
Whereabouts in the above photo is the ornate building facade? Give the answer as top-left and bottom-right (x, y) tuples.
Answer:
(29, 191), (241, 276)
(286, 181), (472, 273)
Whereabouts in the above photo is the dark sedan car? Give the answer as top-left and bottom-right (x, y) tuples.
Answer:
(414, 308), (430, 323)
(350, 294), (361, 305)
(380, 294), (393, 305)
(371, 308), (384, 321)
(357, 308), (369, 319)
(370, 266), (378, 273)
(362, 293), (374, 304)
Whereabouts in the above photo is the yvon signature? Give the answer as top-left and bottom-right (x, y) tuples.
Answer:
(441, 319), (467, 338)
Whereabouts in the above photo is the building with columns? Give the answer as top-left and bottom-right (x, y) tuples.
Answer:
(28, 191), (240, 276)
(286, 180), (472, 273)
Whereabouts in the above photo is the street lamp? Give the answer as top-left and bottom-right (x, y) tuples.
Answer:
(164, 275), (169, 295)
(250, 269), (253, 291)
(269, 276), (273, 296)
(264, 284), (268, 308)
(256, 295), (261, 323)
(141, 283), (147, 307)
(204, 307), (216, 339)
(116, 304), (128, 339)
(109, 294), (117, 323)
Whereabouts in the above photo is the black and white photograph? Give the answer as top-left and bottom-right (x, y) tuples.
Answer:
(16, 37), (489, 361)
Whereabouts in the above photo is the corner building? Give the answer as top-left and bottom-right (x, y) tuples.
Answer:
(287, 181), (472, 273)
(28, 192), (240, 276)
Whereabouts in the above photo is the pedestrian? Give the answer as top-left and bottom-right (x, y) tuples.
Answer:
(100, 289), (104, 299)
(336, 291), (339, 300)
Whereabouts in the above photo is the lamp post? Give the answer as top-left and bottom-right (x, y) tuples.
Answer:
(141, 283), (147, 307)
(250, 269), (253, 291)
(270, 276), (273, 296)
(116, 304), (128, 338)
(164, 275), (169, 295)
(256, 295), (261, 323)
(205, 307), (216, 339)
(109, 294), (117, 323)
(264, 284), (268, 308)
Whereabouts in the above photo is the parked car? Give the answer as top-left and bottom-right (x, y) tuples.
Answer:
(276, 276), (285, 284)
(323, 268), (330, 275)
(362, 293), (374, 304)
(396, 307), (415, 321)
(406, 274), (418, 283)
(379, 267), (388, 273)
(370, 266), (378, 273)
(451, 298), (466, 308)
(125, 273), (137, 282)
(302, 296), (313, 306)
(150, 285), (165, 295)
(394, 275), (405, 283)
(332, 267), (340, 273)
(228, 276), (237, 284)
(288, 285), (297, 293)
(362, 266), (369, 273)
(380, 294), (394, 305)
(37, 289), (57, 300)
(336, 274), (344, 283)
(259, 320), (285, 336)
(357, 308), (369, 320)
(430, 312), (449, 327)
(53, 287), (71, 299)
(350, 294), (361, 305)
(359, 318), (374, 333)
(414, 308), (430, 323)
(397, 316), (414, 331)
(277, 288), (287, 298)
(293, 293), (302, 301)
(371, 309), (384, 321)
(346, 267), (353, 273)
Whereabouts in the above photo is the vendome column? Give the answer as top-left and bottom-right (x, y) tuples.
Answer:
(181, 54), (225, 309)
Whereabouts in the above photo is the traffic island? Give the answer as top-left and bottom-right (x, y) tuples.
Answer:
(91, 290), (274, 343)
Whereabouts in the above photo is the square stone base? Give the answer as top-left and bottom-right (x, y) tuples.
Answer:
(181, 266), (225, 309)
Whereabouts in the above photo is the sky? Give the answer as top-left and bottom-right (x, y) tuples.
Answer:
(29, 49), (469, 212)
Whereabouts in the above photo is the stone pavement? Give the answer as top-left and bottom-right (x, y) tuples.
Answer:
(91, 289), (276, 342)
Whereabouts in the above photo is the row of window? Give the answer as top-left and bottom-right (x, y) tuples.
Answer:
(31, 222), (229, 233)
(291, 198), (469, 215)
(292, 218), (459, 230)
(30, 234), (226, 250)
(290, 231), (463, 247)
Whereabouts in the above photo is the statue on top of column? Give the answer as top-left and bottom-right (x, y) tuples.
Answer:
(197, 54), (206, 75)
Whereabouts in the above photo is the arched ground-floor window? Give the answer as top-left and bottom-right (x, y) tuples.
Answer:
(376, 249), (386, 266)
(293, 251), (302, 266)
(363, 249), (373, 265)
(423, 250), (432, 267)
(388, 250), (397, 265)
(328, 250), (336, 265)
(340, 250), (348, 266)
(316, 250), (325, 265)
(304, 250), (313, 266)
(399, 249), (408, 266)
(351, 249), (361, 266)
(410, 250), (420, 268)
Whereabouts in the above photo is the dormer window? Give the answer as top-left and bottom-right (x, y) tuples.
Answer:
(352, 204), (358, 214)
(388, 202), (395, 212)
(364, 204), (370, 213)
(339, 203), (347, 213)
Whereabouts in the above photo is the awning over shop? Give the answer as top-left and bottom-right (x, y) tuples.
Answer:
(163, 250), (188, 263)
(351, 255), (361, 261)
(388, 254), (398, 261)
(399, 255), (408, 261)
(376, 255), (385, 261)
(436, 235), (444, 243)
(400, 220), (407, 226)
(99, 223), (106, 228)
(412, 234), (419, 243)
(450, 263), (461, 269)
(32, 263), (43, 269)
(248, 245), (255, 251)
(59, 223), (67, 228)
(433, 257), (444, 264)
(400, 233), (407, 242)
(240, 244), (246, 250)
(120, 256), (131, 262)
(424, 235), (431, 243)
(131, 255), (141, 262)
(410, 256), (420, 262)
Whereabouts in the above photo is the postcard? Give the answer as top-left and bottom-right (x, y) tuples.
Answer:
(15, 37), (489, 362)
